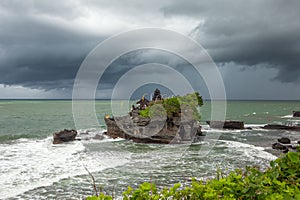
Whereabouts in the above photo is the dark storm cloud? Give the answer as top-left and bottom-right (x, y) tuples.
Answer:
(97, 49), (209, 99)
(98, 49), (197, 88)
(1, 0), (299, 99)
(163, 0), (300, 82)
(0, 0), (104, 90)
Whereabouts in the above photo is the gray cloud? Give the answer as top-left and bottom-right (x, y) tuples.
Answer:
(0, 0), (105, 90)
(98, 49), (205, 92)
(163, 0), (300, 82)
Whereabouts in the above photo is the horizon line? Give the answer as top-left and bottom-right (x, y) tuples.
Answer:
(1, 98), (300, 101)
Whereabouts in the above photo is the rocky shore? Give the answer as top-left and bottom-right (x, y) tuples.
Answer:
(272, 137), (300, 153)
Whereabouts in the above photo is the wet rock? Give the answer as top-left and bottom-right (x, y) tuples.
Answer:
(292, 111), (300, 117)
(196, 126), (203, 136)
(53, 129), (77, 144)
(291, 145), (297, 150)
(104, 117), (202, 144)
(206, 121), (244, 129)
(283, 148), (289, 153)
(272, 142), (287, 150)
(272, 136), (299, 153)
(278, 137), (291, 144)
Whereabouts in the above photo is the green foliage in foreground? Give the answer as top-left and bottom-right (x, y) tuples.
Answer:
(139, 92), (203, 120)
(87, 149), (300, 200)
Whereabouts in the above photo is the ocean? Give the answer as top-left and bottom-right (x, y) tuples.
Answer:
(0, 100), (300, 199)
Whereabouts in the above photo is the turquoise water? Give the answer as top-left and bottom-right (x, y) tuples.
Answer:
(0, 100), (300, 199)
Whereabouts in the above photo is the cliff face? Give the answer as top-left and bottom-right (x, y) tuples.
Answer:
(104, 113), (203, 144)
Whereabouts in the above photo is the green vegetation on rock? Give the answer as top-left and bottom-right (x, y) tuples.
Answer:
(87, 148), (300, 199)
(139, 92), (203, 121)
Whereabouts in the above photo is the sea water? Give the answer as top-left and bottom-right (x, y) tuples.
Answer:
(0, 100), (300, 199)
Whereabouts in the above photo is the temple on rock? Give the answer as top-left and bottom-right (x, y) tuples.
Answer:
(104, 89), (204, 144)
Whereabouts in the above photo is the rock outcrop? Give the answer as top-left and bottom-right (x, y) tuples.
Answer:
(104, 91), (204, 144)
(53, 129), (77, 144)
(206, 121), (244, 129)
(278, 137), (291, 144)
(262, 124), (300, 131)
(293, 111), (300, 117)
(104, 115), (204, 144)
(272, 137), (299, 153)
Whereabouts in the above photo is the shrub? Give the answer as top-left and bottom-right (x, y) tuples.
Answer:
(139, 92), (203, 120)
(87, 149), (300, 199)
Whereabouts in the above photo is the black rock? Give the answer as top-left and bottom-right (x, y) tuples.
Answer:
(283, 148), (289, 153)
(53, 129), (77, 144)
(278, 137), (291, 144)
(291, 145), (297, 150)
(292, 111), (300, 117)
(104, 116), (201, 144)
(196, 126), (203, 136)
(206, 121), (244, 129)
(272, 142), (287, 150)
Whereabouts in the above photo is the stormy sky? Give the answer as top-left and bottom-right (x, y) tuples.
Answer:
(0, 0), (300, 99)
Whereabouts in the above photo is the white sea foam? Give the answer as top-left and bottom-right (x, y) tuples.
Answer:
(246, 124), (265, 128)
(219, 140), (277, 161)
(0, 136), (130, 199)
(0, 126), (279, 199)
(203, 124), (269, 132)
(281, 114), (293, 118)
(201, 124), (265, 132)
(204, 128), (243, 134)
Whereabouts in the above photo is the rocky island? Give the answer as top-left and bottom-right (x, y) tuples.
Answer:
(104, 89), (204, 144)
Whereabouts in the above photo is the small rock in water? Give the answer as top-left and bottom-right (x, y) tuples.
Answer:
(272, 136), (300, 153)
(282, 148), (289, 153)
(53, 129), (77, 144)
(278, 137), (291, 144)
(292, 111), (300, 117)
(272, 142), (287, 150)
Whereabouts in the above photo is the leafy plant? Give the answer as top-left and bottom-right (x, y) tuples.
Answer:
(87, 148), (300, 199)
(139, 92), (203, 121)
(86, 193), (112, 200)
(139, 108), (150, 118)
